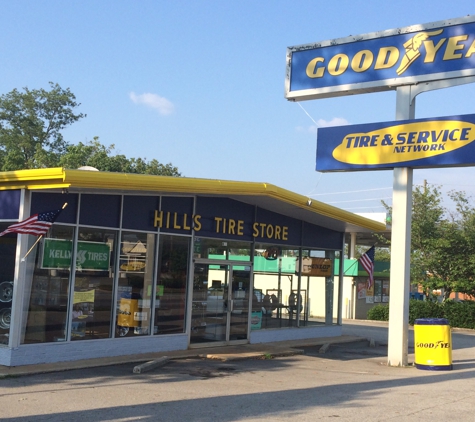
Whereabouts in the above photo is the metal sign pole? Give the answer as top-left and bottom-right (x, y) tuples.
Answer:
(285, 15), (475, 367)
(388, 85), (415, 366)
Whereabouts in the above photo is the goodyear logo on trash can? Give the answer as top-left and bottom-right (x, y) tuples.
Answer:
(416, 340), (450, 349)
(415, 340), (451, 349)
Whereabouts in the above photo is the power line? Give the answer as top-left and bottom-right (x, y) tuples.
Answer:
(343, 205), (390, 211)
(309, 187), (392, 197)
(326, 197), (392, 204)
(296, 102), (319, 126)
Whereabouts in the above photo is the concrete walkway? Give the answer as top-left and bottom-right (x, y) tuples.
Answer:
(3, 319), (474, 379)
(0, 335), (366, 378)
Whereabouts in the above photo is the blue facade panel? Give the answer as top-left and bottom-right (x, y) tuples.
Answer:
(0, 190), (20, 219)
(122, 195), (160, 232)
(31, 192), (78, 224)
(79, 194), (121, 228)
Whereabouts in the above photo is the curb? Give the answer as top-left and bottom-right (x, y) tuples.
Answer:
(0, 335), (370, 378)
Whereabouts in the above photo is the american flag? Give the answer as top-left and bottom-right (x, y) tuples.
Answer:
(0, 209), (63, 237)
(359, 246), (375, 289)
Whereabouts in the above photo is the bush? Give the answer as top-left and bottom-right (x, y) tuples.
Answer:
(366, 299), (475, 329)
(443, 300), (475, 329)
(367, 304), (389, 321)
(408, 299), (444, 325)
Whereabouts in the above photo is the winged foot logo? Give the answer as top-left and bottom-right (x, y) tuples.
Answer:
(396, 29), (444, 75)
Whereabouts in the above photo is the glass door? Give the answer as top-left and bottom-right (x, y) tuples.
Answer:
(190, 262), (251, 345)
(229, 267), (251, 341)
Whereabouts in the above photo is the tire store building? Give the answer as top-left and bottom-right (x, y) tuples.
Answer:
(0, 168), (385, 366)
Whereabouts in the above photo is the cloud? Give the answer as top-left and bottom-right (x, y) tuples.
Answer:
(296, 117), (349, 134)
(129, 92), (175, 115)
(316, 117), (349, 128)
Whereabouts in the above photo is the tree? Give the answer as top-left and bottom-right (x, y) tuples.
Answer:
(0, 82), (85, 170)
(412, 185), (475, 300)
(384, 183), (475, 301)
(0, 84), (182, 177)
(374, 247), (390, 262)
(409, 183), (445, 295)
(444, 190), (475, 299)
(59, 138), (182, 177)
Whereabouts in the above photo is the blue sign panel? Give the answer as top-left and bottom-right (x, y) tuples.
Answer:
(0, 190), (21, 220)
(286, 16), (475, 100)
(316, 114), (475, 172)
(122, 195), (160, 231)
(302, 222), (342, 250)
(160, 196), (194, 234)
(80, 194), (121, 227)
(255, 207), (301, 246)
(195, 197), (255, 241)
(31, 192), (78, 224)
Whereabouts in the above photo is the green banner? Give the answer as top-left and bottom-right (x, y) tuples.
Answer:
(42, 238), (110, 271)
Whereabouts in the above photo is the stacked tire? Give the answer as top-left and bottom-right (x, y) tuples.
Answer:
(0, 282), (13, 344)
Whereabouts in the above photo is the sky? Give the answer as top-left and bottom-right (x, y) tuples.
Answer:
(1, 0), (475, 215)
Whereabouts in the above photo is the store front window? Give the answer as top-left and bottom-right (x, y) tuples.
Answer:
(299, 250), (337, 325)
(21, 225), (74, 344)
(154, 235), (190, 335)
(194, 237), (251, 261)
(116, 232), (156, 337)
(0, 224), (16, 346)
(252, 246), (336, 329)
(72, 227), (116, 341)
(252, 245), (301, 329)
(373, 279), (390, 303)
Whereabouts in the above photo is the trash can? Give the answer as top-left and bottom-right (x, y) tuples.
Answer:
(414, 318), (452, 371)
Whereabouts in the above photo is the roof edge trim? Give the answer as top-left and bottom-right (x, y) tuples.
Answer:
(0, 168), (386, 232)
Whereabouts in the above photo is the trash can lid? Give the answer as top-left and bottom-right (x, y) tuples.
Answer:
(414, 318), (449, 325)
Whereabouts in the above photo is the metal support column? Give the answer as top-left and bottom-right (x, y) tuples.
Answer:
(349, 232), (356, 259)
(388, 85), (414, 366)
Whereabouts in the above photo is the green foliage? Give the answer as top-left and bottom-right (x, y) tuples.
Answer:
(367, 304), (389, 321)
(383, 183), (475, 300)
(410, 184), (446, 294)
(367, 299), (475, 329)
(408, 299), (444, 325)
(442, 300), (475, 329)
(0, 82), (84, 170)
(59, 138), (181, 176)
(0, 84), (182, 177)
(375, 247), (390, 262)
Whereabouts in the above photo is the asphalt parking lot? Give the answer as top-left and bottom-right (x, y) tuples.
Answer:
(1, 321), (475, 421)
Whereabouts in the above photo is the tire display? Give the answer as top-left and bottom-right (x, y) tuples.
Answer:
(0, 308), (11, 330)
(0, 281), (13, 303)
(0, 282), (13, 333)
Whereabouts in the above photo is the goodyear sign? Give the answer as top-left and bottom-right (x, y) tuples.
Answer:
(286, 16), (475, 100)
(316, 114), (475, 171)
